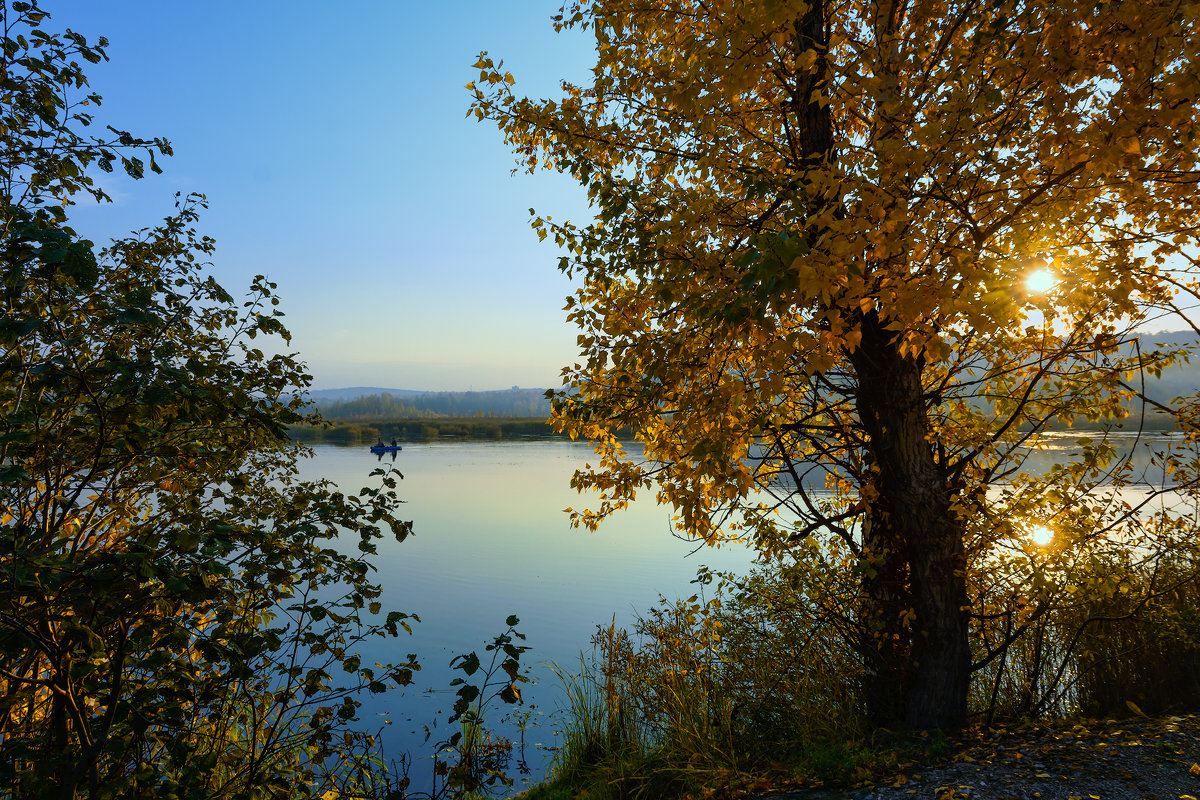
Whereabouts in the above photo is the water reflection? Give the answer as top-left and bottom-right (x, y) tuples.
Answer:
(299, 430), (1191, 787)
(297, 441), (756, 788)
(752, 431), (1188, 493)
(1019, 430), (1187, 486)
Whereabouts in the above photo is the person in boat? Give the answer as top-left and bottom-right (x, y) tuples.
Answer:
(375, 438), (384, 448)
(390, 438), (397, 447)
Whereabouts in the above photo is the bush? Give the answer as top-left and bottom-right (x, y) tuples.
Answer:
(0, 5), (417, 796)
(1071, 559), (1200, 716)
(544, 519), (1200, 799)
(544, 551), (867, 798)
(969, 507), (1200, 722)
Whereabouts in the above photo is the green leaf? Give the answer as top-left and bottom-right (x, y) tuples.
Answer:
(455, 652), (481, 676)
(0, 465), (31, 482)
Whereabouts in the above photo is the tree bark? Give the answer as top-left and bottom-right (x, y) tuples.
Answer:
(850, 312), (971, 730)
(785, 0), (970, 730)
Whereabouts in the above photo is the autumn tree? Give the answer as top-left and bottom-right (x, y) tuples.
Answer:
(0, 3), (417, 796)
(472, 0), (1200, 729)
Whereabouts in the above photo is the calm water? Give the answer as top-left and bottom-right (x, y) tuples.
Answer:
(296, 441), (756, 786)
(297, 431), (1190, 788)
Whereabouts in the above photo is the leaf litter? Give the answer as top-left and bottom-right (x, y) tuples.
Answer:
(755, 713), (1200, 800)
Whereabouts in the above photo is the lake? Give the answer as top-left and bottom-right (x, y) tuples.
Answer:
(297, 430), (1188, 789)
(296, 440), (757, 788)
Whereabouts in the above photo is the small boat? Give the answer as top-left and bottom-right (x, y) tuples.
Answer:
(369, 444), (403, 453)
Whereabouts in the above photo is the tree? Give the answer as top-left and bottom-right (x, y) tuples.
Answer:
(471, 0), (1200, 729)
(0, 3), (417, 796)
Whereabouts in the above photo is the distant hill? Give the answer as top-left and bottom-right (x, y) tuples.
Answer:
(1121, 330), (1200, 405)
(312, 388), (553, 420)
(307, 387), (429, 403)
(303, 331), (1200, 421)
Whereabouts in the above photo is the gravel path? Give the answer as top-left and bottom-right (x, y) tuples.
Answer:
(758, 714), (1200, 800)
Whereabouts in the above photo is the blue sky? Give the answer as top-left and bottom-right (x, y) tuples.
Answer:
(54, 2), (595, 391)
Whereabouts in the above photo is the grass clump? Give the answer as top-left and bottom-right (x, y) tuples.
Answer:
(535, 558), (874, 799)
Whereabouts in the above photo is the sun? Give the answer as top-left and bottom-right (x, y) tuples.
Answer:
(1028, 524), (1054, 546)
(1025, 267), (1056, 294)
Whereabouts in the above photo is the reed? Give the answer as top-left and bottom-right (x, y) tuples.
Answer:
(532, 565), (873, 799)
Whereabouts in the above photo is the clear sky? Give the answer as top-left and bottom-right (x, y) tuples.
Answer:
(52, 2), (596, 391)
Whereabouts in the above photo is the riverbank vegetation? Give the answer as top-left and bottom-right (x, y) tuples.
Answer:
(288, 408), (1183, 448)
(528, 545), (1200, 798)
(289, 417), (558, 444)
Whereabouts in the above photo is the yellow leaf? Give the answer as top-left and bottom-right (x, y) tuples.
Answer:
(935, 788), (969, 800)
(1125, 700), (1147, 717)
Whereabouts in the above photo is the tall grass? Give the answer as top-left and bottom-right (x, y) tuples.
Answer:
(537, 562), (871, 799)
(970, 518), (1200, 722)
(536, 529), (1200, 800)
(1070, 558), (1200, 716)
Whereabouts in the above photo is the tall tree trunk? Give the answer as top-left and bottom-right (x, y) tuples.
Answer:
(785, 0), (970, 730)
(850, 312), (971, 730)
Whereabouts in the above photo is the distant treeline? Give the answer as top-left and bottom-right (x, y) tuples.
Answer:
(313, 389), (553, 421)
(290, 410), (1181, 447)
(292, 374), (1190, 446)
(289, 418), (559, 444)
(1032, 409), (1180, 432)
